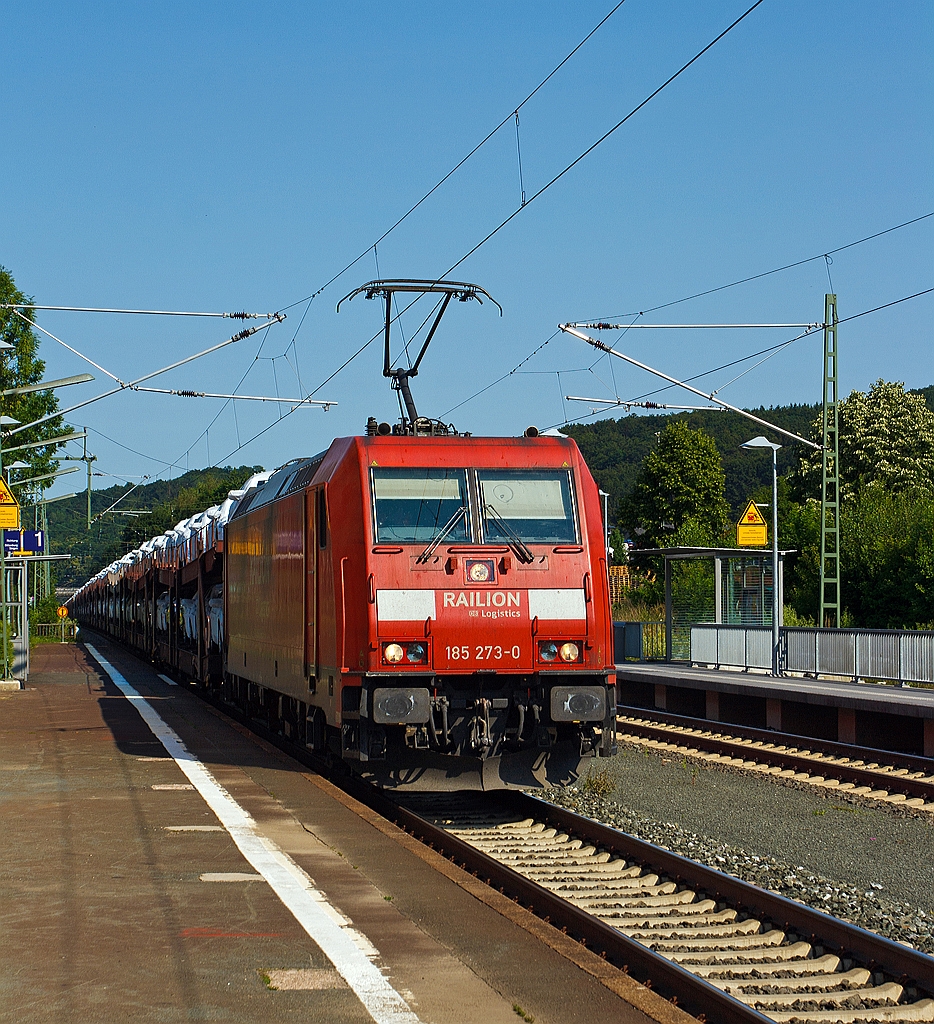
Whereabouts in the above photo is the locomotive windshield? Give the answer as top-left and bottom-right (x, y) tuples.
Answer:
(479, 470), (577, 544)
(372, 468), (469, 543)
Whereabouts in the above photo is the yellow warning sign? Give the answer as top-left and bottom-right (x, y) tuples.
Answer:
(739, 500), (766, 526)
(0, 478), (18, 505)
(737, 500), (767, 547)
(0, 478), (20, 530)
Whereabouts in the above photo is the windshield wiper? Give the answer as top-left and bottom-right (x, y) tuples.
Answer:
(483, 505), (534, 564)
(416, 505), (468, 564)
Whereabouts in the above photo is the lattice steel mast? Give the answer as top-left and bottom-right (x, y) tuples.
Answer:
(820, 294), (841, 627)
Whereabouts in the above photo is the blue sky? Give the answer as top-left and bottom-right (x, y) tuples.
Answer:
(2, 0), (931, 494)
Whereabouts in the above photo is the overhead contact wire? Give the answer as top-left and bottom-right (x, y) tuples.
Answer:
(590, 211), (934, 321)
(433, 0), (766, 284)
(175, 1), (767, 463)
(278, 0), (629, 313)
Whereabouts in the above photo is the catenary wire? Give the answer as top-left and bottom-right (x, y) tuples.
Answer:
(276, 0), (629, 315)
(429, 1), (766, 285)
(543, 287), (934, 430)
(587, 211), (933, 321)
(110, 1), (760, 474)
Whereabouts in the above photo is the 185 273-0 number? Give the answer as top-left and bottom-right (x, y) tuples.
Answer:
(445, 644), (521, 661)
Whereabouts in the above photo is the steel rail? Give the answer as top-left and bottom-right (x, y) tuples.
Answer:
(616, 706), (934, 802)
(380, 787), (934, 1019)
(517, 792), (934, 992)
(366, 786), (773, 1023)
(617, 705), (934, 775)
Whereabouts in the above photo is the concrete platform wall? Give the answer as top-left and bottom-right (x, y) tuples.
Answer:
(617, 671), (934, 758)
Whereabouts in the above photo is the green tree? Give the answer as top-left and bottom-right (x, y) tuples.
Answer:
(785, 380), (934, 628)
(620, 420), (730, 548)
(840, 484), (934, 629)
(0, 267), (65, 490)
(794, 379), (934, 500)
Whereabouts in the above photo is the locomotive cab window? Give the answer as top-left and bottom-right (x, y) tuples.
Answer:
(371, 468), (469, 543)
(479, 469), (577, 544)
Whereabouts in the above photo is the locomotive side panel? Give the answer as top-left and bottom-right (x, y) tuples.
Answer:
(227, 493), (304, 689)
(312, 451), (371, 726)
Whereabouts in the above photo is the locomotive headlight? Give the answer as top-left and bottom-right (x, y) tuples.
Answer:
(559, 642), (580, 663)
(383, 643), (405, 664)
(405, 642), (427, 664)
(538, 641), (559, 662)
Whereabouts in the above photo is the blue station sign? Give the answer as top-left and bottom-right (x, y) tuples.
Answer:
(3, 529), (45, 556)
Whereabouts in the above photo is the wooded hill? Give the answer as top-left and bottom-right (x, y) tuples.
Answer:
(48, 466), (259, 588)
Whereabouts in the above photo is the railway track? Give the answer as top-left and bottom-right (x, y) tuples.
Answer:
(95, 638), (934, 1023)
(386, 790), (934, 1024)
(615, 706), (934, 811)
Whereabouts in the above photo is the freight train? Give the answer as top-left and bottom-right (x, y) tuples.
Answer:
(73, 280), (617, 790)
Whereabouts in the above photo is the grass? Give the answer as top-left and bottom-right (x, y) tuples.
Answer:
(611, 598), (664, 623)
(512, 1004), (535, 1022)
(578, 765), (616, 798)
(259, 971), (277, 990)
(30, 634), (76, 647)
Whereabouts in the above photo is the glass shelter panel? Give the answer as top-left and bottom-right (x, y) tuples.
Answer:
(478, 470), (577, 544)
(372, 468), (469, 543)
(723, 556), (774, 626)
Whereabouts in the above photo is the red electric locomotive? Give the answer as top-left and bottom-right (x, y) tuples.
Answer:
(74, 281), (617, 789)
(223, 429), (616, 788)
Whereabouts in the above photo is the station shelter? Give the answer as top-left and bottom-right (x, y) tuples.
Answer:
(628, 547), (793, 661)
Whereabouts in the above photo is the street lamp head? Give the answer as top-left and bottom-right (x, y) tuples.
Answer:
(0, 341), (15, 352)
(740, 435), (781, 452)
(0, 415), (21, 426)
(6, 461), (28, 470)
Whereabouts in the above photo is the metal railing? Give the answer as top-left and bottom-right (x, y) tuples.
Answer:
(614, 622), (666, 662)
(688, 623), (934, 686)
(34, 622), (77, 641)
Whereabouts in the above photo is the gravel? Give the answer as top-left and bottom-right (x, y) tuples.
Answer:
(536, 742), (934, 954)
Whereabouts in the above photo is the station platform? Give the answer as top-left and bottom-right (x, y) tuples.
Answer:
(0, 642), (679, 1024)
(615, 662), (934, 757)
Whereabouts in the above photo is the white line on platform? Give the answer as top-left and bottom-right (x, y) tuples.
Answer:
(200, 872), (264, 882)
(158, 673), (177, 686)
(164, 825), (224, 832)
(85, 644), (422, 1024)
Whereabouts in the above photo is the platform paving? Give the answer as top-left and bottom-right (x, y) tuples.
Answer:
(1, 642), (670, 1024)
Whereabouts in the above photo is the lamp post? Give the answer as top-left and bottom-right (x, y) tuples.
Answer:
(598, 489), (610, 556)
(740, 436), (782, 676)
